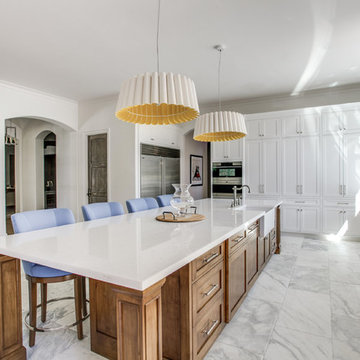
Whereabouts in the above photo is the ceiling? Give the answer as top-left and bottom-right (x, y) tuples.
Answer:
(0, 0), (359, 104)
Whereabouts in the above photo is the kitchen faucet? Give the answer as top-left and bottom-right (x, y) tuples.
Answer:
(231, 185), (251, 207)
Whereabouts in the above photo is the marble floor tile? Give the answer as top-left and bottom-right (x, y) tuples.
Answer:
(329, 251), (360, 264)
(330, 262), (360, 285)
(289, 266), (330, 294)
(330, 282), (360, 319)
(204, 342), (262, 360)
(263, 255), (297, 285)
(264, 326), (332, 360)
(219, 298), (281, 355)
(295, 249), (329, 269)
(333, 339), (360, 360)
(52, 337), (105, 360)
(279, 236), (303, 256)
(276, 288), (332, 337)
(24, 327), (83, 360)
(301, 239), (330, 252)
(248, 270), (288, 304)
(332, 313), (360, 342)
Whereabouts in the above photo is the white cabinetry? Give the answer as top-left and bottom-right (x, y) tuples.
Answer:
(323, 132), (360, 198)
(323, 202), (356, 234)
(343, 133), (360, 197)
(245, 139), (280, 195)
(282, 204), (321, 233)
(244, 104), (360, 235)
(139, 125), (180, 148)
(282, 136), (320, 197)
(282, 114), (319, 137)
(323, 109), (360, 135)
(246, 118), (280, 139)
(212, 139), (243, 162)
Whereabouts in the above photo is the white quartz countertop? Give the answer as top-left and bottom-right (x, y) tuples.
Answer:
(0, 199), (281, 290)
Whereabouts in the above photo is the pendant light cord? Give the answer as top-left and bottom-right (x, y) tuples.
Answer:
(218, 47), (222, 112)
(156, 0), (161, 74)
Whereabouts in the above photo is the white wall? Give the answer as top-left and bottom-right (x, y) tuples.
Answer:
(0, 82), (79, 234)
(78, 96), (137, 214)
(182, 130), (208, 200)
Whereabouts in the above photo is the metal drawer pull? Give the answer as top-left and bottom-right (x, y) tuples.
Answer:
(203, 284), (219, 297)
(203, 253), (219, 263)
(232, 236), (245, 243)
(202, 320), (219, 336)
(337, 202), (349, 205)
(248, 224), (258, 232)
(295, 201), (305, 203)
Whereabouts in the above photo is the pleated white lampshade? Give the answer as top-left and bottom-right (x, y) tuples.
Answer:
(193, 111), (247, 142)
(115, 72), (200, 125)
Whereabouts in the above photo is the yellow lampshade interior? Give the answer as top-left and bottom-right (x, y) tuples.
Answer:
(193, 131), (246, 142)
(116, 103), (199, 125)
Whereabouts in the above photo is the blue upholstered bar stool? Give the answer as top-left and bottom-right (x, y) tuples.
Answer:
(126, 198), (159, 213)
(11, 208), (86, 347)
(156, 194), (173, 207)
(82, 202), (125, 221)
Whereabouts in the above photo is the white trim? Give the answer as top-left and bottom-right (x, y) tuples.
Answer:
(0, 80), (77, 104)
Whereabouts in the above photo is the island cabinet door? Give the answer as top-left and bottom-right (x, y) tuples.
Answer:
(0, 255), (26, 360)
(246, 230), (258, 287)
(257, 237), (265, 270)
(226, 242), (247, 322)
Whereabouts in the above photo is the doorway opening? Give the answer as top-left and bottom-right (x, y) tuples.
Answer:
(43, 132), (56, 209)
(87, 133), (108, 204)
(5, 132), (16, 234)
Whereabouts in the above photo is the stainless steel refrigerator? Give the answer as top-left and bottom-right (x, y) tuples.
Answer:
(140, 144), (180, 198)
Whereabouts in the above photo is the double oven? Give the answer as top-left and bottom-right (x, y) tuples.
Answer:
(212, 162), (242, 199)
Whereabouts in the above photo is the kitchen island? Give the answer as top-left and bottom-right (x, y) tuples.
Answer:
(0, 198), (281, 360)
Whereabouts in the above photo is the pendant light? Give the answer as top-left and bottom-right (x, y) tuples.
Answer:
(193, 45), (247, 141)
(115, 0), (199, 125)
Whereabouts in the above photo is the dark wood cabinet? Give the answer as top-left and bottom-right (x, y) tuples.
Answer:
(226, 241), (247, 322)
(0, 256), (26, 360)
(246, 230), (258, 286)
(258, 236), (265, 269)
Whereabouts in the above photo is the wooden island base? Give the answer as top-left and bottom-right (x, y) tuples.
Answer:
(90, 207), (281, 360)
(90, 278), (166, 360)
(0, 205), (281, 360)
(0, 256), (26, 360)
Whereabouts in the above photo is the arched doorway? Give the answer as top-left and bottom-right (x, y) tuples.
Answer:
(43, 132), (56, 208)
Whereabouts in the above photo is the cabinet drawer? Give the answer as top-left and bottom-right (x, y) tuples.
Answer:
(229, 230), (246, 254)
(246, 221), (259, 236)
(323, 199), (354, 208)
(193, 261), (224, 317)
(192, 243), (224, 281)
(193, 294), (224, 359)
(283, 199), (320, 206)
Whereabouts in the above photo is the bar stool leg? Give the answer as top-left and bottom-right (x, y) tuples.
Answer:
(28, 279), (37, 347)
(41, 283), (47, 322)
(81, 277), (87, 317)
(74, 277), (84, 340)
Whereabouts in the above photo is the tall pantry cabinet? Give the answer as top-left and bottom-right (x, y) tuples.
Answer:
(244, 104), (360, 235)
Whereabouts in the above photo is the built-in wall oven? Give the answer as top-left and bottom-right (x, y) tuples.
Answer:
(212, 162), (242, 198)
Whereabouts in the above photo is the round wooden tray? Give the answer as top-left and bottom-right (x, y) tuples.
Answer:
(155, 213), (205, 223)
